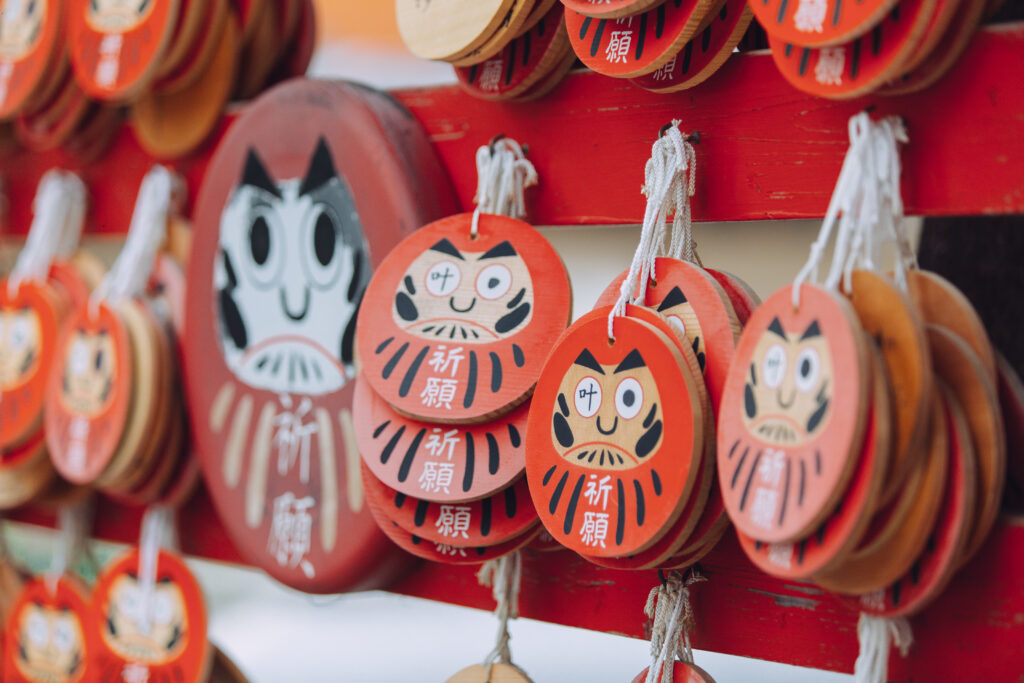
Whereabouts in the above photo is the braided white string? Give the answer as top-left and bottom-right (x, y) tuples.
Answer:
(643, 570), (706, 683)
(45, 496), (94, 595)
(477, 551), (523, 671)
(137, 505), (174, 637)
(8, 170), (87, 298)
(609, 123), (697, 340)
(472, 138), (537, 236)
(853, 613), (913, 683)
(90, 166), (184, 310)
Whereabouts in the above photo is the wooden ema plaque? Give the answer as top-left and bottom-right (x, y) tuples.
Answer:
(631, 0), (754, 93)
(566, 0), (716, 78)
(45, 301), (133, 485)
(0, 280), (65, 449)
(561, 0), (666, 19)
(184, 80), (455, 592)
(717, 284), (870, 543)
(705, 269), (760, 324)
(631, 661), (717, 683)
(396, 0), (518, 61)
(750, 0), (898, 48)
(362, 467), (538, 547)
(365, 474), (541, 564)
(456, 6), (570, 101)
(92, 549), (211, 683)
(997, 354), (1024, 507)
(357, 213), (571, 425)
(354, 378), (529, 503)
(0, 0), (63, 119)
(852, 384), (977, 617)
(767, 0), (937, 99)
(448, 662), (534, 683)
(736, 344), (890, 579)
(3, 575), (96, 683)
(450, 0), (541, 67)
(67, 0), (180, 100)
(525, 307), (704, 557)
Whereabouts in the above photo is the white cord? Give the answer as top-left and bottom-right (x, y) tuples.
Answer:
(137, 504), (173, 637)
(45, 496), (94, 595)
(643, 570), (706, 683)
(90, 165), (184, 309)
(471, 138), (538, 236)
(477, 551), (523, 670)
(609, 122), (697, 340)
(8, 170), (87, 297)
(853, 613), (913, 683)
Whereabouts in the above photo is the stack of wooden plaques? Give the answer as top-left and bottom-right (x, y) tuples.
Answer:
(562, 0), (754, 93)
(60, 0), (316, 159)
(43, 173), (197, 508)
(756, 0), (997, 98)
(396, 0), (577, 101)
(355, 212), (575, 563)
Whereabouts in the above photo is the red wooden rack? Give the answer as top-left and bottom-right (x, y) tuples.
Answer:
(4, 22), (1024, 681)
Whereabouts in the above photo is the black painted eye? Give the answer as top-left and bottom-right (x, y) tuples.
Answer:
(27, 1), (37, 15)
(615, 378), (643, 419)
(249, 216), (270, 265)
(314, 211), (336, 266)
(94, 349), (104, 371)
(795, 348), (820, 393)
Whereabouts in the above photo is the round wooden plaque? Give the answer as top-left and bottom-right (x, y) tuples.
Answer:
(751, 0), (897, 48)
(92, 548), (211, 683)
(357, 212), (571, 425)
(447, 662), (535, 683)
(3, 575), (96, 683)
(717, 283), (870, 543)
(705, 268), (760, 324)
(363, 467), (538, 547)
(631, 661), (718, 683)
(561, 0), (666, 19)
(853, 383), (976, 617)
(566, 0), (716, 78)
(631, 0), (753, 93)
(67, 0), (181, 100)
(845, 270), (931, 505)
(152, 0), (229, 95)
(517, 0), (561, 36)
(996, 354), (1024, 508)
(184, 80), (453, 592)
(0, 280), (65, 449)
(737, 343), (889, 579)
(0, 0), (63, 119)
(451, 0), (541, 67)
(767, 0), (936, 99)
(525, 307), (704, 557)
(397, 0), (519, 61)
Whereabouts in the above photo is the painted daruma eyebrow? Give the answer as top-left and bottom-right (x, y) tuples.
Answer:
(573, 349), (605, 374)
(240, 149), (282, 199)
(799, 321), (822, 341)
(614, 349), (646, 373)
(479, 240), (517, 259)
(428, 238), (464, 260)
(767, 317), (786, 339)
(657, 286), (688, 311)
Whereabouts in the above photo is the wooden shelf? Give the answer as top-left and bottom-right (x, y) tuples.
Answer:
(4, 21), (1024, 683)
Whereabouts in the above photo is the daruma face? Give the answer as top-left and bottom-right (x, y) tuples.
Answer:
(214, 138), (369, 397)
(61, 328), (116, 416)
(87, 0), (153, 30)
(649, 284), (705, 372)
(15, 603), (86, 682)
(550, 348), (664, 471)
(393, 238), (534, 343)
(0, 307), (41, 389)
(102, 574), (189, 664)
(0, 0), (46, 58)
(742, 316), (833, 446)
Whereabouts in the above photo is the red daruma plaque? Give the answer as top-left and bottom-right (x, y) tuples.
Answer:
(184, 79), (456, 592)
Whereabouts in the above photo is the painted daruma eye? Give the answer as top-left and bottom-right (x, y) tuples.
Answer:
(425, 260), (461, 296)
(795, 347), (820, 392)
(153, 593), (174, 626)
(303, 206), (343, 288)
(574, 376), (602, 418)
(10, 318), (30, 349)
(614, 377), (643, 419)
(763, 343), (787, 389)
(26, 612), (48, 648)
(53, 619), (74, 653)
(246, 211), (282, 288)
(475, 264), (512, 300)
(69, 339), (91, 374)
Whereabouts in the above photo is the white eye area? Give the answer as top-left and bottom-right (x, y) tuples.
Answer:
(475, 264), (512, 300)
(244, 208), (284, 289)
(573, 377), (602, 418)
(302, 205), (344, 289)
(763, 344), (787, 389)
(425, 260), (461, 297)
(10, 317), (30, 349)
(667, 315), (686, 337)
(118, 586), (142, 623)
(53, 618), (75, 653)
(69, 339), (91, 374)
(614, 378), (644, 420)
(153, 592), (174, 626)
(795, 347), (821, 393)
(26, 612), (48, 648)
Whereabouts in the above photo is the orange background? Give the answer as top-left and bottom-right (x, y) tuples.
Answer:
(311, 1), (403, 47)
